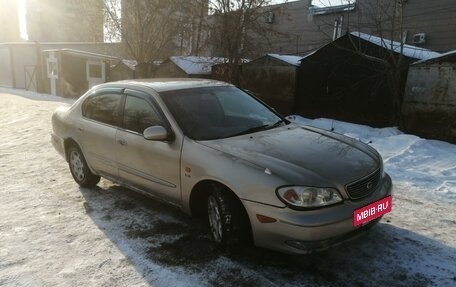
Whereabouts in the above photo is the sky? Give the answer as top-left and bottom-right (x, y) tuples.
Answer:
(18, 0), (27, 40)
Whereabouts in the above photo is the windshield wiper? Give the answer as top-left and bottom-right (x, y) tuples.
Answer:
(229, 119), (288, 137)
(268, 119), (288, 129)
(230, 124), (270, 137)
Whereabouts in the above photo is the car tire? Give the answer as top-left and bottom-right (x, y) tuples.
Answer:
(67, 144), (100, 188)
(206, 185), (251, 251)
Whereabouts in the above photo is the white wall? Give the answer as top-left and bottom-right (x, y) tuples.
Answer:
(0, 47), (13, 87)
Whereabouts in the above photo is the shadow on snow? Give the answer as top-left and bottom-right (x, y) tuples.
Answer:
(79, 182), (456, 287)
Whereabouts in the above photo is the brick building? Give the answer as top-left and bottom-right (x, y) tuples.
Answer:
(249, 0), (456, 56)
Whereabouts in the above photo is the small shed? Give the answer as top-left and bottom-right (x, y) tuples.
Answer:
(401, 50), (456, 143)
(211, 58), (249, 85)
(110, 59), (137, 81)
(0, 42), (125, 93)
(42, 49), (119, 98)
(240, 54), (302, 115)
(297, 32), (440, 126)
(153, 56), (227, 78)
(211, 62), (242, 85)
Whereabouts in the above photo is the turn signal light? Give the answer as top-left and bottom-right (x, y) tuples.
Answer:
(256, 214), (277, 223)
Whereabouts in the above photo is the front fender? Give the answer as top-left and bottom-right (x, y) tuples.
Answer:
(180, 138), (287, 214)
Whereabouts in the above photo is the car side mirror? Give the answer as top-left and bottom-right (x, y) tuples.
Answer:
(143, 126), (169, 141)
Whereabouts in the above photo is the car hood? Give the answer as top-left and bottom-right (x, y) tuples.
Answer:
(198, 124), (380, 191)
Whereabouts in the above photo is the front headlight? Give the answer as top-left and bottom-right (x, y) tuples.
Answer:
(276, 186), (343, 209)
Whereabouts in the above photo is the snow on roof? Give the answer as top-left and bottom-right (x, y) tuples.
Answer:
(111, 59), (137, 70)
(412, 49), (456, 65)
(267, 54), (303, 66)
(121, 59), (137, 70)
(351, 32), (441, 60)
(42, 48), (120, 60)
(169, 56), (229, 75)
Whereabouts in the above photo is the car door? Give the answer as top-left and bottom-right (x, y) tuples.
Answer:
(115, 89), (182, 204)
(78, 89), (123, 178)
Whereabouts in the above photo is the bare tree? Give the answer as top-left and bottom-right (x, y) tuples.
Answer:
(352, 0), (408, 122)
(167, 0), (210, 56)
(208, 0), (280, 63)
(104, 0), (184, 74)
(199, 0), (290, 84)
(78, 0), (105, 42)
(103, 0), (284, 80)
(103, 0), (122, 43)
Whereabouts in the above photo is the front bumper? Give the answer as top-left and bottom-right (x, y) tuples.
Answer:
(243, 173), (392, 254)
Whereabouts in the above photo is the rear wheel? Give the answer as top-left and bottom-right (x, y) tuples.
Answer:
(68, 145), (100, 188)
(206, 185), (251, 251)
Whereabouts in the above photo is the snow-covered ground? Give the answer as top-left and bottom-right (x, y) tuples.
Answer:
(0, 88), (455, 287)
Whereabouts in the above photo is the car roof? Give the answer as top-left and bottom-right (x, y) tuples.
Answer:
(100, 78), (232, 93)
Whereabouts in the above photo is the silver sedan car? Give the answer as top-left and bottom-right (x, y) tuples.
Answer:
(51, 79), (392, 254)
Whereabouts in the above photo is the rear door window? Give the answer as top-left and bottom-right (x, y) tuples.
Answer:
(82, 93), (122, 126)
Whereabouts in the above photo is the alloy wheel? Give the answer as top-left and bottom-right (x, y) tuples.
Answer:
(207, 195), (223, 243)
(69, 150), (85, 181)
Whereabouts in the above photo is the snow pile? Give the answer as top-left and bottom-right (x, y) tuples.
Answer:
(412, 49), (456, 65)
(288, 115), (456, 204)
(0, 87), (75, 104)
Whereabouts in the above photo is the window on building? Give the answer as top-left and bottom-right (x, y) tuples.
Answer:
(88, 63), (102, 78)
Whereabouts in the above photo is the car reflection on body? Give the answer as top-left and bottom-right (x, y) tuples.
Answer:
(51, 79), (392, 254)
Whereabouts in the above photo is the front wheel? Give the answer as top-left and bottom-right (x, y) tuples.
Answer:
(68, 145), (100, 188)
(207, 187), (251, 251)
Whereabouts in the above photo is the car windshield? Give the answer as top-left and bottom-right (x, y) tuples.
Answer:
(160, 86), (287, 140)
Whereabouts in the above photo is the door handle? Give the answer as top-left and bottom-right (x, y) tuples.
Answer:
(117, 139), (127, 146)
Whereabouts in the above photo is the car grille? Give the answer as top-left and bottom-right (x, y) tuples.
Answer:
(346, 169), (381, 199)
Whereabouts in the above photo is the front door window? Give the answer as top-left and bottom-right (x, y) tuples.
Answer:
(123, 96), (163, 134)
